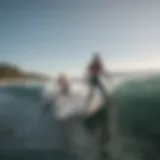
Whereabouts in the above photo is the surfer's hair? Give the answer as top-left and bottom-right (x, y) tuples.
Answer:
(108, 77), (160, 160)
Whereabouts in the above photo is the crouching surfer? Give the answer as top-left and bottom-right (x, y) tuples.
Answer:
(43, 74), (86, 151)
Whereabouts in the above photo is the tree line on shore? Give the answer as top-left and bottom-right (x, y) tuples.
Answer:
(0, 63), (49, 80)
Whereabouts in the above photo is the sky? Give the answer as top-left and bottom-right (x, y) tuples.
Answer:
(1, 0), (160, 77)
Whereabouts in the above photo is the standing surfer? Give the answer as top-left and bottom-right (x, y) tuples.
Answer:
(86, 52), (111, 106)
(85, 52), (112, 159)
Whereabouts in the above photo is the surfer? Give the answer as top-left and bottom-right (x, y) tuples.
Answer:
(84, 53), (112, 159)
(86, 52), (111, 107)
(43, 74), (86, 152)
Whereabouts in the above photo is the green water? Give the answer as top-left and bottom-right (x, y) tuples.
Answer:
(0, 85), (98, 160)
(109, 76), (160, 160)
(0, 76), (160, 160)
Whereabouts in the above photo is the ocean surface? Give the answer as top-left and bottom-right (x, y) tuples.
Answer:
(0, 74), (159, 160)
(0, 81), (100, 160)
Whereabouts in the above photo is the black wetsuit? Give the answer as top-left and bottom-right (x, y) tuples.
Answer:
(87, 62), (107, 100)
(89, 62), (102, 85)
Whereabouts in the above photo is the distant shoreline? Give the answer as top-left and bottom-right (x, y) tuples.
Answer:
(0, 78), (51, 86)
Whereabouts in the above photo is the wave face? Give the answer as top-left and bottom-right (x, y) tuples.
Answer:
(0, 74), (159, 160)
(109, 76), (160, 160)
(0, 84), (98, 160)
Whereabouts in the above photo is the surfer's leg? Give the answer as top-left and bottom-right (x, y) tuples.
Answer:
(97, 79), (108, 99)
(95, 78), (110, 158)
(86, 78), (95, 107)
(87, 76), (102, 103)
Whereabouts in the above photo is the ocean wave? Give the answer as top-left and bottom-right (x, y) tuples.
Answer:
(0, 85), (41, 102)
(109, 76), (160, 160)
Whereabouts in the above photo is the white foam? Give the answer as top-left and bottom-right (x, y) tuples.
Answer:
(42, 77), (127, 116)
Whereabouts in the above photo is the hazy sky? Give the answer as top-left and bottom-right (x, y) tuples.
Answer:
(1, 0), (160, 76)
